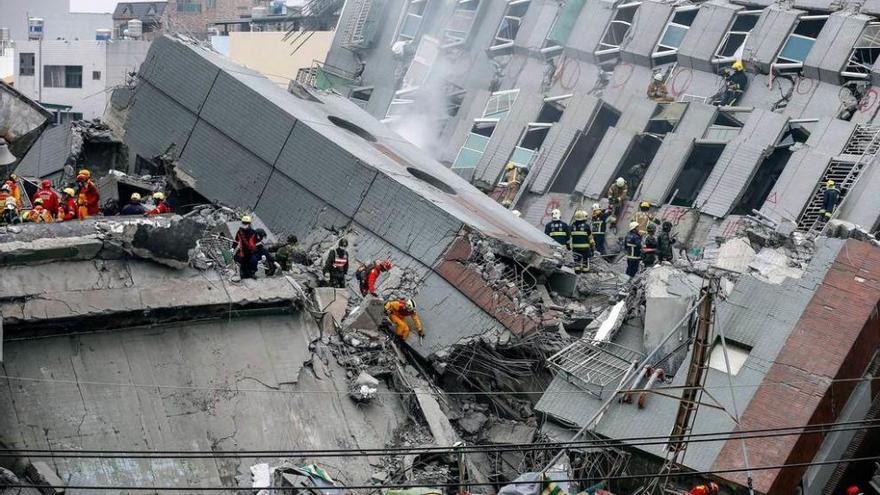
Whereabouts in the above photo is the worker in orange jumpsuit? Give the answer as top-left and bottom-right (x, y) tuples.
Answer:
(6, 173), (22, 210)
(23, 198), (54, 223)
(385, 298), (423, 341)
(147, 192), (172, 215)
(357, 259), (392, 296)
(75, 169), (100, 219)
(33, 179), (60, 215)
(690, 482), (719, 495)
(57, 188), (77, 221)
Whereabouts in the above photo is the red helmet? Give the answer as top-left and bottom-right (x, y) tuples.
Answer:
(41, 179), (51, 188)
(847, 486), (860, 495)
(380, 260), (392, 271)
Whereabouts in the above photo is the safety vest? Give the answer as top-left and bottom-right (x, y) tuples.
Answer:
(570, 220), (592, 249)
(592, 217), (606, 236)
(333, 256), (347, 269)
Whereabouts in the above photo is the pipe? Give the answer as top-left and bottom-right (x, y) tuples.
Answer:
(638, 368), (665, 409)
(624, 365), (652, 403)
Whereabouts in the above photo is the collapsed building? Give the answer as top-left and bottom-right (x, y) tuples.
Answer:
(0, 24), (878, 495)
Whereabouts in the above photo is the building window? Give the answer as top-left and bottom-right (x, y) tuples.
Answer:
(44, 66), (83, 88)
(773, 15), (828, 72)
(653, 7), (699, 65)
(177, 1), (202, 13)
(451, 89), (520, 173)
(842, 22), (880, 81)
(490, 0), (531, 55)
(19, 53), (35, 76)
(713, 10), (761, 64)
(596, 3), (639, 63)
(92, 71), (102, 80)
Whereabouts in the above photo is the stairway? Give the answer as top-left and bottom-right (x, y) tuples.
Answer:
(798, 124), (880, 233)
(340, 0), (373, 49)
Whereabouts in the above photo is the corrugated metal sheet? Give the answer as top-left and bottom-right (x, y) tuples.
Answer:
(14, 123), (71, 178)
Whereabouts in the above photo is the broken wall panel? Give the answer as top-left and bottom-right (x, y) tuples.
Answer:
(14, 123), (72, 179)
(620, 1), (674, 67)
(741, 6), (803, 72)
(803, 12), (872, 84)
(677, 1), (742, 72)
(697, 109), (789, 218)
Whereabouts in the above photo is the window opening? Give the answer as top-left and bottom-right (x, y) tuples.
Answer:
(703, 111), (744, 143)
(653, 7), (699, 66)
(666, 143), (725, 206)
(713, 10), (760, 64)
(443, 0), (480, 48)
(732, 124), (808, 214)
(842, 22), (880, 81)
(19, 53), (35, 76)
(708, 338), (751, 375)
(543, 0), (587, 55)
(396, 0), (431, 42)
(773, 15), (828, 73)
(451, 90), (520, 173)
(595, 2), (640, 64)
(549, 104), (620, 194)
(490, 0), (531, 55)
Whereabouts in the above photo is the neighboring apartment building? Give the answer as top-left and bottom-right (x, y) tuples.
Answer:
(0, 0), (112, 42)
(13, 40), (151, 122)
(321, 0), (880, 239)
(113, 1), (168, 40)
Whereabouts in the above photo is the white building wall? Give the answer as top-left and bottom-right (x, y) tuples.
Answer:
(0, 0), (112, 42)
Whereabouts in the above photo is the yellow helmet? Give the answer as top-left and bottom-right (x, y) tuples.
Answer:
(640, 201), (650, 209)
(574, 209), (588, 221)
(131, 192), (142, 201)
(241, 215), (252, 224)
(78, 169), (90, 177)
(33, 197), (43, 204)
(732, 60), (744, 71)
(826, 180), (835, 187)
(63, 187), (75, 196)
(506, 162), (515, 170)
(153, 191), (165, 200)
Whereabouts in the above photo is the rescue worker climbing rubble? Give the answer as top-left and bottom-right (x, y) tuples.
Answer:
(500, 161), (522, 207)
(544, 209), (570, 246)
(6, 174), (21, 211)
(385, 298), (423, 341)
(33, 179), (60, 215)
(569, 209), (594, 273)
(607, 178), (628, 228)
(274, 235), (303, 272)
(233, 215), (259, 279)
(717, 60), (748, 106)
(625, 221), (643, 278)
(148, 192), (172, 215)
(253, 228), (278, 276)
(76, 169), (100, 220)
(58, 188), (77, 221)
(591, 204), (612, 255)
(819, 180), (839, 219)
(323, 238), (350, 288)
(357, 259), (392, 296)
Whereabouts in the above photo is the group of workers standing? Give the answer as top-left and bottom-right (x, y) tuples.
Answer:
(0, 170), (171, 224)
(231, 217), (424, 342)
(544, 177), (673, 278)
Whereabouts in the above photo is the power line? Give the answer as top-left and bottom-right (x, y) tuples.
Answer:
(3, 419), (877, 459)
(1, 455), (879, 491)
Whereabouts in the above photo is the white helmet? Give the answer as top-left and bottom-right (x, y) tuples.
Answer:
(616, 177), (625, 187)
(511, 210), (522, 218)
(653, 72), (663, 81)
(592, 203), (601, 210)
(551, 208), (561, 221)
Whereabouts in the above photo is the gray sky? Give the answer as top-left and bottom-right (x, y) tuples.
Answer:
(70, 0), (122, 13)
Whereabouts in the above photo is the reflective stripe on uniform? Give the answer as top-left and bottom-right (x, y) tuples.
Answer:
(626, 242), (639, 259)
(549, 231), (567, 237)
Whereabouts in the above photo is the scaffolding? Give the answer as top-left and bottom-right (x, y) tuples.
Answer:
(549, 340), (645, 399)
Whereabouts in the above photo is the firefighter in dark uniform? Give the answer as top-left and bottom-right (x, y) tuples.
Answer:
(323, 238), (350, 288)
(569, 209), (594, 273)
(643, 222), (659, 268)
(591, 203), (612, 256)
(819, 180), (839, 219)
(658, 221), (674, 263)
(625, 221), (643, 278)
(544, 208), (570, 247)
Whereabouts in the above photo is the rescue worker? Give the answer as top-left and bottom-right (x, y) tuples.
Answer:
(253, 228), (278, 276)
(385, 298), (423, 341)
(147, 192), (172, 215)
(607, 178), (629, 227)
(33, 179), (60, 215)
(76, 169), (100, 219)
(591, 204), (613, 255)
(544, 208), (570, 246)
(511, 210), (522, 218)
(569, 209), (594, 273)
(232, 215), (259, 279)
(846, 486), (863, 495)
(23, 198), (54, 223)
(625, 221), (643, 278)
(819, 180), (839, 219)
(632, 201), (659, 236)
(689, 482), (719, 495)
(119, 192), (147, 216)
(0, 183), (12, 208)
(6, 174), (22, 210)
(2, 200), (16, 225)
(647, 72), (674, 103)
(643, 222), (659, 267)
(718, 60), (748, 106)
(323, 238), (350, 288)
(658, 221), (674, 263)
(275, 235), (306, 272)
(357, 259), (392, 297)
(500, 162), (522, 207)
(57, 188), (78, 221)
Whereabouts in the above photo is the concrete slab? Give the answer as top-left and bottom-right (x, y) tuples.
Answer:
(713, 237), (757, 274)
(0, 236), (103, 266)
(486, 422), (537, 445)
(413, 387), (459, 446)
(314, 287), (350, 327)
(643, 265), (699, 355)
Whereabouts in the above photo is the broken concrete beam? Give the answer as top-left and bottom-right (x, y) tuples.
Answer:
(486, 422), (536, 445)
(0, 236), (104, 266)
(121, 216), (208, 269)
(25, 461), (65, 494)
(343, 296), (386, 331)
(590, 300), (626, 343)
(548, 266), (578, 298)
(413, 387), (459, 446)
(314, 287), (349, 328)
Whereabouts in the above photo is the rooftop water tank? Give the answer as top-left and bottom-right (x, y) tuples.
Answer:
(28, 18), (44, 41)
(96, 28), (112, 41)
(0, 27), (9, 43)
(127, 19), (143, 39)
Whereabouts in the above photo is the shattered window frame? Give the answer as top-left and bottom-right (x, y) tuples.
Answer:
(489, 0), (531, 55)
(653, 7), (699, 65)
(542, 0), (587, 56)
(595, 2), (640, 60)
(773, 15), (829, 72)
(451, 89), (520, 172)
(442, 0), (481, 49)
(842, 22), (880, 80)
(712, 10), (761, 64)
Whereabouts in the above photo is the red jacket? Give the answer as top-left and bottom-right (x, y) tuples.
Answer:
(234, 228), (258, 257)
(34, 187), (60, 214)
(58, 197), (77, 221)
(365, 266), (382, 295)
(147, 201), (172, 215)
(77, 180), (100, 217)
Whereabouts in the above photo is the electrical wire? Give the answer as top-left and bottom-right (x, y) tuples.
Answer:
(3, 418), (877, 459)
(1, 455), (879, 491)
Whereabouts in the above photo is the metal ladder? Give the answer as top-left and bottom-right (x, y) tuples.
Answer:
(798, 125), (880, 234)
(340, 0), (373, 49)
